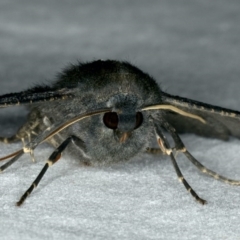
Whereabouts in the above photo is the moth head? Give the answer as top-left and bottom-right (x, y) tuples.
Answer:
(103, 94), (144, 142)
(103, 111), (143, 131)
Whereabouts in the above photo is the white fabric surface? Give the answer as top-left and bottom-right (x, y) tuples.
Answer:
(0, 0), (240, 239)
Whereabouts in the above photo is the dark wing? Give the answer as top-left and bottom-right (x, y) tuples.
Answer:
(0, 85), (74, 108)
(161, 92), (240, 140)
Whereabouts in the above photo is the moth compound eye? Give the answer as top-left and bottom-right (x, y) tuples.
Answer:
(134, 112), (143, 129)
(103, 112), (119, 129)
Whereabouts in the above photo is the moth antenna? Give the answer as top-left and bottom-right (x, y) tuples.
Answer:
(142, 104), (206, 124)
(0, 149), (23, 161)
(0, 150), (24, 172)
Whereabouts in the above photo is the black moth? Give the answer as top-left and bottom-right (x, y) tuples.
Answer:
(0, 60), (240, 206)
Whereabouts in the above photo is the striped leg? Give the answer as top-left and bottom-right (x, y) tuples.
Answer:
(161, 120), (240, 185)
(154, 122), (207, 204)
(0, 135), (21, 144)
(16, 136), (75, 206)
(0, 111), (41, 145)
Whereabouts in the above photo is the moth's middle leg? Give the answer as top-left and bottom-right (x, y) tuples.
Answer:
(161, 120), (240, 186)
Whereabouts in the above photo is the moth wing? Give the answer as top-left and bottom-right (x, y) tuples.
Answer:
(0, 86), (75, 108)
(161, 92), (240, 140)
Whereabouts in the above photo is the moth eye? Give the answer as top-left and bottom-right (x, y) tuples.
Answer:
(134, 112), (143, 129)
(103, 112), (119, 129)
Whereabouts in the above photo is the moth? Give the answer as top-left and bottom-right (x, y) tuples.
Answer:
(0, 60), (240, 206)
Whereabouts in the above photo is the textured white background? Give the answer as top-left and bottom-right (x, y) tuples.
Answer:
(0, 0), (240, 239)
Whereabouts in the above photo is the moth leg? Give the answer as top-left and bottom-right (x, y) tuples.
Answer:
(0, 129), (51, 171)
(0, 130), (34, 145)
(161, 120), (240, 185)
(145, 148), (163, 155)
(20, 136), (36, 162)
(0, 134), (44, 171)
(0, 109), (42, 146)
(0, 135), (22, 144)
(154, 123), (207, 204)
(16, 135), (77, 206)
